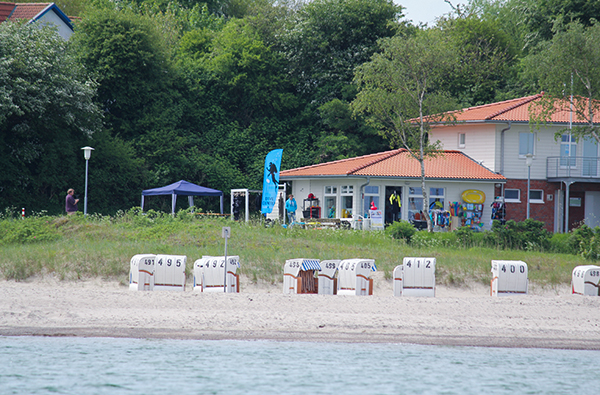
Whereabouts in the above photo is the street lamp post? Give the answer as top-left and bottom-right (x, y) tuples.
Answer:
(81, 146), (94, 216)
(526, 153), (533, 219)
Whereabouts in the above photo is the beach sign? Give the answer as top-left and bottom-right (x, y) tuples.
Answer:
(461, 189), (486, 204)
(491, 260), (528, 296)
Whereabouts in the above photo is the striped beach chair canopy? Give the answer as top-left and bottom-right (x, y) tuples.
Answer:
(301, 259), (321, 271)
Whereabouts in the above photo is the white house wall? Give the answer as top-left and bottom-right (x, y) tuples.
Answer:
(38, 11), (72, 40)
(500, 124), (561, 180)
(431, 124), (498, 172)
(288, 178), (497, 230)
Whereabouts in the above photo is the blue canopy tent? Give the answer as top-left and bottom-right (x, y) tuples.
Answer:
(141, 180), (223, 214)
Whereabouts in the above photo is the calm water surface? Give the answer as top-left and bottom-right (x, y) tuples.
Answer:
(1, 336), (599, 394)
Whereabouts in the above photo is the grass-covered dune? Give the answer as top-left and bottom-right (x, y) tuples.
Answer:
(0, 209), (592, 288)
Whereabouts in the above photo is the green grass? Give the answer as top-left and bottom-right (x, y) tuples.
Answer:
(0, 210), (593, 288)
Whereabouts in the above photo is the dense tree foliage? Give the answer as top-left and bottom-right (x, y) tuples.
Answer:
(0, 22), (101, 213)
(3, 0), (600, 215)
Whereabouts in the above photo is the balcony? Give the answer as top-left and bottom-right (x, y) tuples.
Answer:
(547, 156), (600, 182)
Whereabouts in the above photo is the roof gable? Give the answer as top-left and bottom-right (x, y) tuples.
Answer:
(448, 93), (600, 125)
(0, 2), (73, 31)
(280, 149), (505, 181)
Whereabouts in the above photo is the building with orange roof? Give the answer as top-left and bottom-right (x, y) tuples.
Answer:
(0, 2), (73, 39)
(279, 149), (506, 229)
(430, 93), (600, 232)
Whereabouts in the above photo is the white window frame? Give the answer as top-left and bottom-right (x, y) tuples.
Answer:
(324, 186), (338, 218)
(529, 189), (544, 204)
(504, 188), (521, 203)
(560, 134), (577, 168)
(340, 185), (354, 218)
(458, 133), (466, 148)
(363, 185), (380, 215)
(519, 132), (535, 158)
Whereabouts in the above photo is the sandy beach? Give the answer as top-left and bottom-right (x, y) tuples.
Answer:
(1, 272), (599, 350)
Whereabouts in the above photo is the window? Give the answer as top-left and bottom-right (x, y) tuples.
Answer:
(504, 189), (520, 203)
(341, 185), (353, 218)
(428, 188), (445, 211)
(408, 187), (423, 221)
(529, 190), (544, 204)
(560, 134), (577, 167)
(519, 133), (535, 157)
(363, 186), (380, 215)
(408, 187), (445, 220)
(324, 186), (337, 218)
(458, 133), (466, 148)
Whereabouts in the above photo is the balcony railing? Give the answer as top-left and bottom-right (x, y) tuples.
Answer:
(547, 156), (600, 180)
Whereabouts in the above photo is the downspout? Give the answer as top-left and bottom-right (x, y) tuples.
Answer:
(500, 121), (511, 176)
(359, 177), (371, 220)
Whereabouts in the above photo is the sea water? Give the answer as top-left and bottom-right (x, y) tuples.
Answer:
(1, 336), (599, 394)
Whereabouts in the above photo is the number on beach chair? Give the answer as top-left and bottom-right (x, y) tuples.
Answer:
(154, 254), (187, 291)
(129, 254), (156, 291)
(571, 265), (600, 296)
(400, 257), (435, 297)
(336, 259), (376, 296)
(194, 256), (240, 293)
(318, 260), (340, 295)
(491, 260), (528, 296)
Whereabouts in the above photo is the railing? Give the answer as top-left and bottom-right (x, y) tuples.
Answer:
(546, 156), (600, 180)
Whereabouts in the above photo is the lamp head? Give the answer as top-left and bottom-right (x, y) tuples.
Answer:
(525, 153), (533, 167)
(81, 146), (94, 160)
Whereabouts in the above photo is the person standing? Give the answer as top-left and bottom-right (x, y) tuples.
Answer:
(65, 188), (79, 215)
(389, 190), (401, 222)
(285, 194), (297, 224)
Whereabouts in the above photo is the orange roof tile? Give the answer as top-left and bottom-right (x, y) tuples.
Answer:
(280, 149), (505, 181)
(447, 93), (600, 124)
(9, 2), (50, 20)
(0, 2), (16, 22)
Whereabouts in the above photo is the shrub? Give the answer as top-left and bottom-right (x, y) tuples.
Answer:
(385, 220), (416, 243)
(489, 219), (550, 251)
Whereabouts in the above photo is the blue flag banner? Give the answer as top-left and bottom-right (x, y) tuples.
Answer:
(261, 149), (283, 214)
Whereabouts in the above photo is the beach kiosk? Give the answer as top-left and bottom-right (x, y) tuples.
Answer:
(283, 259), (321, 294)
(337, 259), (376, 296)
(129, 254), (156, 291)
(318, 260), (340, 295)
(193, 256), (240, 293)
(491, 260), (528, 296)
(154, 254), (187, 291)
(572, 265), (600, 296)
(395, 257), (436, 297)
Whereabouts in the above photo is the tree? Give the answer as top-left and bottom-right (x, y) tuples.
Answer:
(72, 7), (175, 140)
(438, 15), (518, 106)
(283, 0), (404, 104)
(352, 30), (459, 231)
(0, 21), (101, 213)
(526, 21), (600, 143)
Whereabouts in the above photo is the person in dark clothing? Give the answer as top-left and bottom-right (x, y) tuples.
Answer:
(65, 188), (79, 215)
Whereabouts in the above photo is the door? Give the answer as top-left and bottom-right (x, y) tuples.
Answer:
(585, 191), (600, 229)
(583, 137), (598, 177)
(385, 186), (402, 225)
